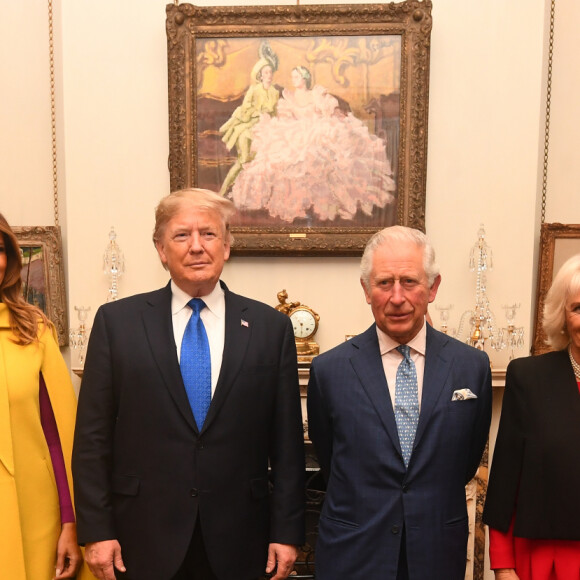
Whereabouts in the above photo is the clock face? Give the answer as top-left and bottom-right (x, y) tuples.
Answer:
(290, 308), (317, 339)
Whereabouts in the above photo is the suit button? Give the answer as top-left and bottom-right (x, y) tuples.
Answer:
(196, 441), (204, 450)
(190, 488), (198, 497)
(391, 525), (400, 534)
(402, 484), (408, 493)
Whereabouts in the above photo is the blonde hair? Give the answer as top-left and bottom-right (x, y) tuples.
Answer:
(543, 253), (580, 350)
(360, 225), (439, 290)
(153, 188), (236, 246)
(0, 213), (50, 345)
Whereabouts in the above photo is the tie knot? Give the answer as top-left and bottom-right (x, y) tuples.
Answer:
(396, 344), (411, 361)
(188, 298), (206, 314)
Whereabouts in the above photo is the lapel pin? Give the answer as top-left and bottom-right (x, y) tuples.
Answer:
(241, 319), (249, 327)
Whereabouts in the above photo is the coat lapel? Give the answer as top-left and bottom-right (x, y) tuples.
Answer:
(141, 283), (198, 431)
(414, 325), (452, 449)
(200, 284), (250, 433)
(0, 306), (15, 475)
(349, 325), (402, 457)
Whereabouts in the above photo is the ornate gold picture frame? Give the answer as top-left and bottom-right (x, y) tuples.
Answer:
(532, 223), (580, 355)
(15, 226), (68, 346)
(166, 1), (432, 255)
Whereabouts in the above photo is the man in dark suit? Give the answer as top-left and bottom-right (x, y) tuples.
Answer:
(73, 189), (305, 580)
(307, 226), (492, 580)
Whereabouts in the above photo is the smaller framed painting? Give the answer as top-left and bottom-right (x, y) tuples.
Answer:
(15, 226), (68, 346)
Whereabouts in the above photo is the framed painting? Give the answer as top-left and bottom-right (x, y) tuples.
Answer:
(166, 1), (432, 255)
(532, 223), (580, 355)
(15, 226), (68, 346)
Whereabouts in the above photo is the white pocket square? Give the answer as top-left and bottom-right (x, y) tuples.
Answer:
(451, 388), (477, 401)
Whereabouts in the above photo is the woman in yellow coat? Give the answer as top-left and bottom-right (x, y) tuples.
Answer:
(0, 214), (94, 579)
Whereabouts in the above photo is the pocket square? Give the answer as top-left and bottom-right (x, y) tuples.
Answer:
(451, 388), (477, 401)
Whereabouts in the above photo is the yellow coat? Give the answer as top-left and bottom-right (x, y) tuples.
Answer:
(0, 304), (94, 579)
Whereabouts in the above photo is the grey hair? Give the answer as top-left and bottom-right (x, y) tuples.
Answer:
(360, 225), (439, 290)
(153, 188), (236, 246)
(543, 253), (580, 350)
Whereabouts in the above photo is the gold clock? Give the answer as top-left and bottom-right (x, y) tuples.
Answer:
(290, 306), (318, 340)
(274, 290), (320, 362)
(289, 305), (320, 362)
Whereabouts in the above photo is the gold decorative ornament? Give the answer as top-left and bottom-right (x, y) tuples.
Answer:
(274, 290), (320, 362)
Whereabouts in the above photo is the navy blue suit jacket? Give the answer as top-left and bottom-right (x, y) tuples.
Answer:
(307, 323), (491, 580)
(73, 282), (305, 580)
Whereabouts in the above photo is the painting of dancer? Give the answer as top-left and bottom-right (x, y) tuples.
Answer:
(167, 2), (432, 254)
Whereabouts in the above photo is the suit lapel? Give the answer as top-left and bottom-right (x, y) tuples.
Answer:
(414, 325), (452, 449)
(349, 325), (402, 456)
(141, 283), (197, 431)
(200, 285), (250, 432)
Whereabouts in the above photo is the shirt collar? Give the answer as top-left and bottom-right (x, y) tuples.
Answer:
(170, 280), (225, 318)
(376, 318), (427, 357)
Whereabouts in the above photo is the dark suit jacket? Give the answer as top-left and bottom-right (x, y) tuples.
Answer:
(307, 324), (492, 580)
(73, 281), (305, 580)
(483, 349), (580, 539)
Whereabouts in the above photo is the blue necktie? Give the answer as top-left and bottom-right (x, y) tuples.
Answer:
(180, 298), (211, 429)
(394, 344), (419, 468)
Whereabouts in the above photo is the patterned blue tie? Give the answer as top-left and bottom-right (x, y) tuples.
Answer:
(180, 298), (211, 429)
(394, 344), (419, 468)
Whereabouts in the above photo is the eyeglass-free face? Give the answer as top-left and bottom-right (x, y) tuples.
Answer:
(155, 209), (230, 298)
(362, 242), (440, 344)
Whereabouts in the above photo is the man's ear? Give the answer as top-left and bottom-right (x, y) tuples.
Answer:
(428, 274), (442, 303)
(155, 240), (167, 266)
(360, 278), (372, 305)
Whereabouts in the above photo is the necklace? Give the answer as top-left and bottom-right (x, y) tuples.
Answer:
(568, 346), (580, 379)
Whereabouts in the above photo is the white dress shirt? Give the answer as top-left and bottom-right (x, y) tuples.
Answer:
(171, 280), (225, 397)
(376, 319), (427, 411)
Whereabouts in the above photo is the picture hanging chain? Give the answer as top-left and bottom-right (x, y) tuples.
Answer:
(540, 0), (555, 225)
(48, 0), (59, 227)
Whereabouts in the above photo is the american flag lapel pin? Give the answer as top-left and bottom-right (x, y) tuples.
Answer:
(241, 319), (249, 328)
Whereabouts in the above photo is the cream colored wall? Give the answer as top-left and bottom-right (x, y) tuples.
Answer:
(4, 0), (576, 361)
(543, 0), (580, 221)
(1, 1), (579, 577)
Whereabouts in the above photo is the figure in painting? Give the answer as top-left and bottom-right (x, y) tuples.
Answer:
(230, 65), (396, 223)
(219, 41), (280, 196)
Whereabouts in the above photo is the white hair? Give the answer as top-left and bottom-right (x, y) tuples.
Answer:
(360, 225), (439, 290)
(543, 253), (580, 350)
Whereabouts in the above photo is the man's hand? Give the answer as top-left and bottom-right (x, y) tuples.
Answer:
(84, 540), (126, 580)
(265, 543), (298, 580)
(494, 569), (520, 580)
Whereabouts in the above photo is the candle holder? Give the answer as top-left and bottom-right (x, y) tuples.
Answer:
(441, 225), (524, 359)
(69, 305), (91, 366)
(491, 303), (525, 360)
(103, 227), (125, 302)
(434, 304), (453, 334)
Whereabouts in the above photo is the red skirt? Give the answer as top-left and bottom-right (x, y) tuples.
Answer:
(489, 524), (580, 579)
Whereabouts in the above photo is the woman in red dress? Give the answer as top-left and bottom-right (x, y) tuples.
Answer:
(483, 253), (580, 579)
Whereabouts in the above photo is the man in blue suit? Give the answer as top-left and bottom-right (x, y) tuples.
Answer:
(307, 226), (492, 579)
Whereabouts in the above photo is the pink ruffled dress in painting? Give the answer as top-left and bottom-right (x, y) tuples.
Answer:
(230, 85), (395, 223)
